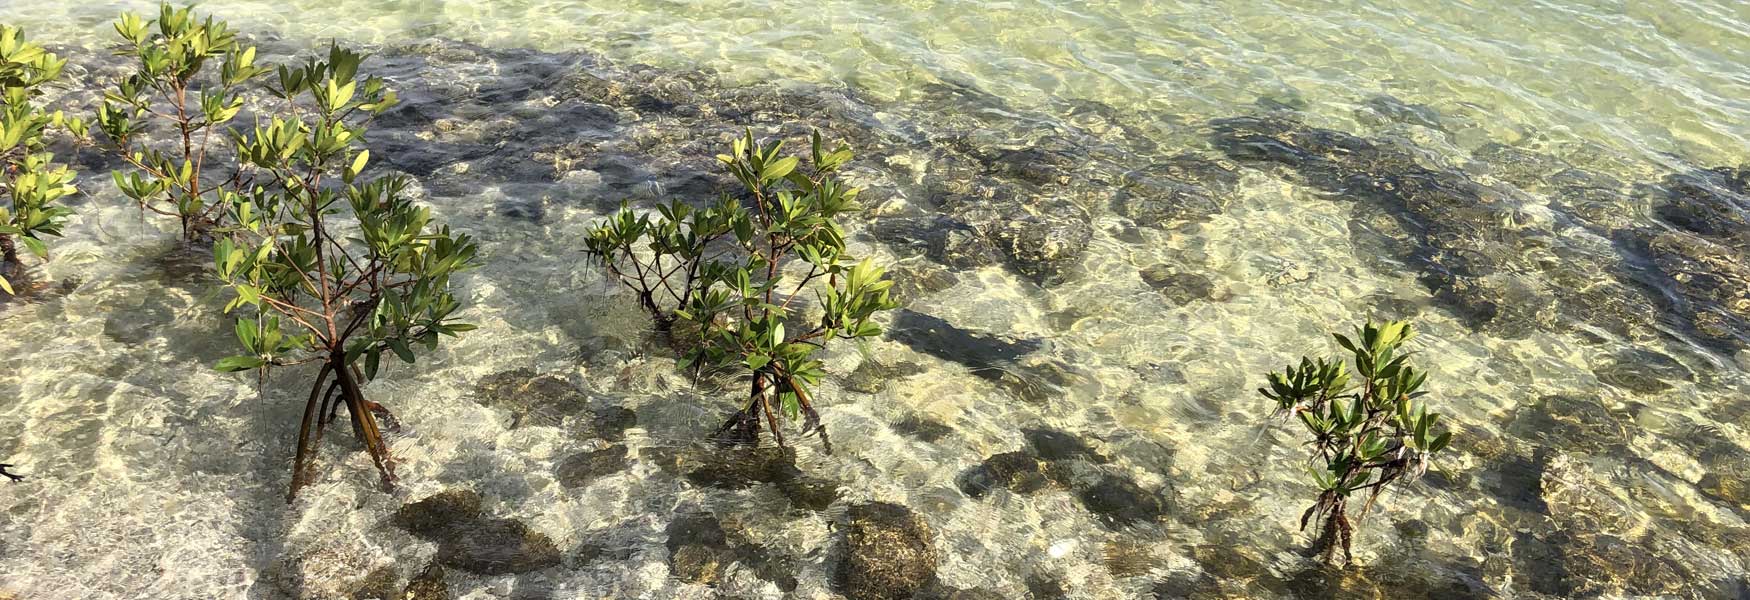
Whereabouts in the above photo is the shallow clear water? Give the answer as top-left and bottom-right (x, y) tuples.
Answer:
(1, 0), (1748, 598)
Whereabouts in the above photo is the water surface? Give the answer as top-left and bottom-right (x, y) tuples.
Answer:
(0, 0), (1747, 598)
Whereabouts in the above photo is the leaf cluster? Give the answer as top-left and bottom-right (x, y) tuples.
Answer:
(584, 129), (897, 436)
(178, 22), (476, 378)
(94, 3), (274, 238)
(0, 25), (84, 295)
(1259, 320), (1454, 562)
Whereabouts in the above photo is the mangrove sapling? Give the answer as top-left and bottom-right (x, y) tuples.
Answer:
(0, 25), (85, 297)
(585, 129), (898, 451)
(1258, 320), (1454, 565)
(208, 44), (477, 500)
(93, 4), (273, 240)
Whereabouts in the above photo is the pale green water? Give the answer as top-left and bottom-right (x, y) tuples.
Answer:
(0, 1), (1747, 598)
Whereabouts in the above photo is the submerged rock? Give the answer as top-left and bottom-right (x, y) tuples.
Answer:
(1551, 184), (1639, 233)
(1590, 348), (1692, 395)
(648, 445), (842, 511)
(892, 414), (956, 443)
(1358, 94), (1443, 131)
(675, 446), (803, 489)
(1699, 466), (1750, 511)
(1113, 167), (1225, 228)
(665, 512), (733, 585)
(959, 430), (1169, 529)
(984, 200), (1093, 286)
(956, 451), (1055, 498)
(841, 502), (939, 600)
(1100, 541), (1166, 578)
(1642, 230), (1750, 348)
(1650, 165), (1750, 249)
(776, 476), (843, 512)
(1140, 264), (1220, 306)
(870, 215), (1002, 270)
(663, 511), (803, 589)
(1076, 474), (1171, 528)
(589, 405), (638, 441)
(844, 360), (927, 394)
(401, 563), (450, 600)
(390, 489), (561, 575)
(933, 587), (1007, 600)
(392, 489), (484, 537)
(886, 262), (962, 304)
(1467, 142), (1568, 190)
(555, 444), (630, 488)
(472, 369), (588, 427)
(1209, 114), (1667, 341)
(472, 368), (637, 436)
(435, 518), (562, 575)
(1532, 453), (1708, 597)
(1689, 433), (1750, 511)
(1024, 428), (1109, 464)
(346, 566), (399, 600)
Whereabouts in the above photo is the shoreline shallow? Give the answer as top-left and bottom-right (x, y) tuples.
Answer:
(0, 7), (1747, 599)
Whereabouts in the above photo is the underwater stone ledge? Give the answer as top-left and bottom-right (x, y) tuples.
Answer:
(389, 489), (563, 575)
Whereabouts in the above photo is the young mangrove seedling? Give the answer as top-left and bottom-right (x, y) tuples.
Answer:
(585, 129), (898, 452)
(1258, 320), (1453, 565)
(208, 43), (476, 501)
(93, 3), (273, 240)
(0, 24), (85, 297)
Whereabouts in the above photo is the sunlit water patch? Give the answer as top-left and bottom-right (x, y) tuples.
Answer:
(1, 1), (1748, 598)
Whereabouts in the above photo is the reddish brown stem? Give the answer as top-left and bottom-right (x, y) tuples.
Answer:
(288, 363), (334, 502)
(760, 379), (786, 449)
(333, 358), (396, 491)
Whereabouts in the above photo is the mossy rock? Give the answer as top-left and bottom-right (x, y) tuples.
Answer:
(677, 446), (803, 489)
(956, 451), (1053, 498)
(777, 476), (842, 512)
(392, 489), (483, 538)
(401, 563), (450, 600)
(665, 512), (731, 585)
(555, 444), (629, 488)
(434, 518), (562, 575)
(472, 369), (589, 427)
(845, 360), (927, 394)
(892, 414), (955, 443)
(345, 566), (398, 600)
(840, 502), (939, 600)
(1024, 428), (1109, 464)
(1139, 264), (1219, 306)
(1076, 474), (1170, 529)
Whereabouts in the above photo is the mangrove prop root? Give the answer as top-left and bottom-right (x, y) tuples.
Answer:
(335, 361), (398, 491)
(0, 463), (23, 482)
(1304, 496), (1354, 566)
(289, 364), (334, 501)
(710, 370), (833, 453)
(784, 376), (833, 456)
(287, 360), (401, 502)
(364, 400), (402, 434)
(714, 374), (767, 448)
(760, 384), (787, 449)
(317, 378), (344, 432)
